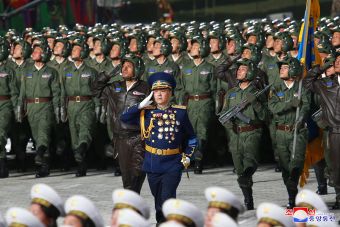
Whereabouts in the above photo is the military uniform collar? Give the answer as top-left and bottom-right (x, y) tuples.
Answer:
(193, 59), (204, 67)
(33, 63), (45, 71)
(283, 80), (295, 89)
(155, 57), (168, 66)
(156, 104), (171, 110)
(171, 53), (182, 62)
(95, 56), (107, 64)
(73, 62), (84, 70)
(211, 52), (223, 60)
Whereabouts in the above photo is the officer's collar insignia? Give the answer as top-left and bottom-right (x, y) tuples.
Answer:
(132, 91), (145, 96)
(81, 74), (90, 78)
(171, 104), (186, 109)
(200, 70), (210, 75)
(0, 73), (8, 77)
(41, 73), (51, 78)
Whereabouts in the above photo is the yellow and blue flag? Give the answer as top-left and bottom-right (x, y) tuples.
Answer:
(297, 0), (321, 70)
(298, 0), (323, 187)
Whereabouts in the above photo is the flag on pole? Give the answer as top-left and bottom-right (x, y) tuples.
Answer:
(297, 0), (323, 187)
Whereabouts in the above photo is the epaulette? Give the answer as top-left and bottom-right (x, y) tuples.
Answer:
(171, 104), (187, 109)
(143, 105), (156, 110)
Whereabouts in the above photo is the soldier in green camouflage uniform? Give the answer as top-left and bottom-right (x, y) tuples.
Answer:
(168, 30), (190, 69)
(17, 41), (60, 178)
(268, 57), (310, 208)
(7, 39), (32, 172)
(178, 36), (216, 174)
(0, 38), (18, 178)
(47, 37), (72, 170)
(60, 39), (98, 177)
(222, 58), (268, 210)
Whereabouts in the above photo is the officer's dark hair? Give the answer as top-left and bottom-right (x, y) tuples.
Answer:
(33, 203), (60, 227)
(71, 214), (96, 227)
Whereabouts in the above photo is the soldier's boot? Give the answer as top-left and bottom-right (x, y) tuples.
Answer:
(241, 187), (254, 210)
(75, 143), (87, 177)
(238, 170), (255, 210)
(275, 162), (282, 172)
(314, 159), (328, 195)
(114, 159), (122, 177)
(34, 145), (47, 166)
(76, 161), (87, 177)
(35, 164), (50, 178)
(0, 159), (9, 178)
(332, 189), (340, 210)
(286, 170), (299, 209)
(194, 160), (203, 174)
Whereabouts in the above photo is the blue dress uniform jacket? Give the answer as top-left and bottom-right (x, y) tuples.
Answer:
(121, 103), (198, 173)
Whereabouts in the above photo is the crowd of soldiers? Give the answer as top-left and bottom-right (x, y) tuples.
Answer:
(0, 14), (339, 219)
(0, 183), (337, 227)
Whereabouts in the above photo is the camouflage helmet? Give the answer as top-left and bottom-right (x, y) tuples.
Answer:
(109, 32), (128, 59)
(242, 43), (262, 64)
(169, 30), (187, 52)
(54, 37), (72, 58)
(154, 37), (172, 57)
(274, 31), (293, 52)
(32, 40), (52, 63)
(127, 32), (146, 55)
(245, 26), (265, 49)
(72, 38), (90, 59)
(0, 37), (10, 61)
(191, 36), (210, 58)
(227, 33), (245, 55)
(121, 54), (145, 79)
(317, 38), (335, 54)
(207, 30), (225, 51)
(236, 58), (257, 81)
(277, 57), (303, 78)
(13, 39), (32, 59)
(93, 35), (112, 56)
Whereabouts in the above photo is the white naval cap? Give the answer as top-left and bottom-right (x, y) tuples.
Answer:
(5, 207), (44, 227)
(64, 195), (104, 227)
(205, 186), (245, 215)
(210, 212), (239, 227)
(159, 220), (186, 227)
(30, 183), (65, 216)
(296, 189), (329, 212)
(112, 188), (150, 219)
(115, 208), (151, 227)
(0, 212), (6, 227)
(162, 199), (204, 227)
(256, 202), (294, 227)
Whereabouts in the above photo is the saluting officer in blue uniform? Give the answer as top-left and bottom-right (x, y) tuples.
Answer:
(121, 72), (198, 224)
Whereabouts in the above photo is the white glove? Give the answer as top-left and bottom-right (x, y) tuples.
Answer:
(181, 156), (190, 168)
(138, 91), (154, 109)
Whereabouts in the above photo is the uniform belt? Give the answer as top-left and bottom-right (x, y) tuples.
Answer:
(233, 124), (262, 133)
(68, 96), (92, 102)
(26, 97), (52, 104)
(0, 96), (10, 101)
(188, 93), (211, 101)
(145, 144), (180, 156)
(276, 124), (294, 132)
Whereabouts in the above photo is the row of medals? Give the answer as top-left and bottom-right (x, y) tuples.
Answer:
(153, 112), (180, 142)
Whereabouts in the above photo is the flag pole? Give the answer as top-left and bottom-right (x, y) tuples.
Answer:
(292, 0), (312, 160)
